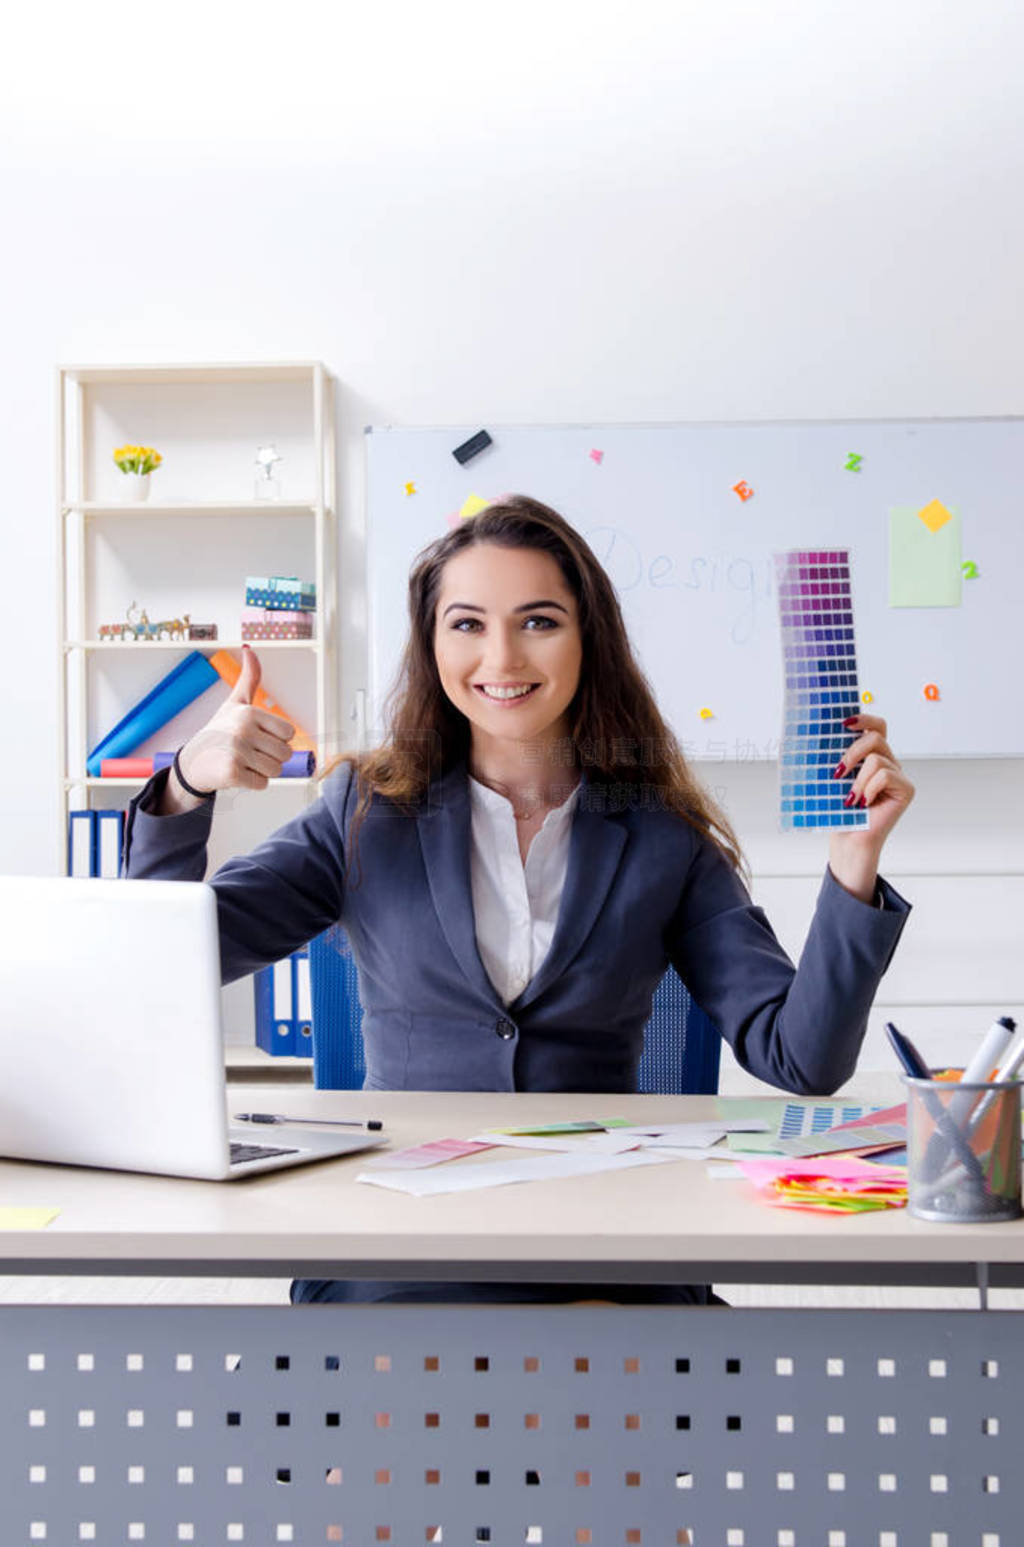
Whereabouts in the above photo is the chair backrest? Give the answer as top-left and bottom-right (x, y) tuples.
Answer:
(307, 926), (720, 1095)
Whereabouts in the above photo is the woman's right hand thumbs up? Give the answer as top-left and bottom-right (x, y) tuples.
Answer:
(167, 645), (295, 809)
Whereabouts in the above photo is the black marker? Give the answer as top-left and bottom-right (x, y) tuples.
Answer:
(235, 1112), (383, 1131)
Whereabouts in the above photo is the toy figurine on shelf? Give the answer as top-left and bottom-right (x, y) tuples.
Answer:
(97, 603), (218, 643)
(98, 612), (134, 642)
(98, 602), (152, 641)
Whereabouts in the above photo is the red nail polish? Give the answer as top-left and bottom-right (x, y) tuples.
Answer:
(843, 792), (856, 807)
(843, 717), (859, 728)
(857, 795), (867, 808)
(833, 763), (846, 778)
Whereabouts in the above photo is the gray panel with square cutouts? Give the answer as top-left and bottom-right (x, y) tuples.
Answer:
(1, 1304), (1018, 1545)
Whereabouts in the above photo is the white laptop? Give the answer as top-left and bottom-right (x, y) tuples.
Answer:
(0, 876), (387, 1180)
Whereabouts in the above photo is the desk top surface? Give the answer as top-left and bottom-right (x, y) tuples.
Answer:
(0, 1088), (1021, 1276)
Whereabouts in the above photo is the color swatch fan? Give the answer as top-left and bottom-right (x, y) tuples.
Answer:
(774, 548), (868, 831)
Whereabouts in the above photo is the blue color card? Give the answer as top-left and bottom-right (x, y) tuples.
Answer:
(777, 1102), (878, 1141)
(773, 548), (869, 832)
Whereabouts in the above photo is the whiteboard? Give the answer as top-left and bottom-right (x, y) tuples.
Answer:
(366, 420), (1021, 759)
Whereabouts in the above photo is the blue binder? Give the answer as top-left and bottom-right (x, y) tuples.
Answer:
(254, 949), (313, 1058)
(67, 810), (95, 877)
(95, 810), (125, 877)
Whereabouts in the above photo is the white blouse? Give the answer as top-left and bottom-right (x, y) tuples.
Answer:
(467, 774), (580, 1005)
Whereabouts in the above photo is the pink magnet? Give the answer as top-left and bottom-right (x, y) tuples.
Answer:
(589, 449), (604, 464)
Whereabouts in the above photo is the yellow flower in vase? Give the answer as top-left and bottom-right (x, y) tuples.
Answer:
(113, 444), (163, 500)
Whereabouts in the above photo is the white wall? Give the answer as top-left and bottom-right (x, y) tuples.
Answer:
(0, 1), (1021, 1066)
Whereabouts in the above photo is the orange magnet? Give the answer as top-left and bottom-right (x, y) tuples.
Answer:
(923, 683), (941, 702)
(732, 481), (754, 502)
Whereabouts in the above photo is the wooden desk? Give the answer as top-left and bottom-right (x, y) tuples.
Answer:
(4, 1089), (1022, 1544)
(1, 1088), (1022, 1286)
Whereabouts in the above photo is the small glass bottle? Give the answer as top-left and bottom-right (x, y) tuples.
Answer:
(254, 443), (283, 501)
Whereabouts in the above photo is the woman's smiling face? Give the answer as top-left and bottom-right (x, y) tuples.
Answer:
(433, 543), (583, 749)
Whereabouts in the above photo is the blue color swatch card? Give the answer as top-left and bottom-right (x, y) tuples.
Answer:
(774, 548), (869, 831)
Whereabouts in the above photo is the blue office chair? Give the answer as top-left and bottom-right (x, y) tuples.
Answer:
(307, 925), (721, 1095)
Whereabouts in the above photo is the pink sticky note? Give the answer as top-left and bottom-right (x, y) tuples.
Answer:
(368, 1138), (496, 1171)
(740, 1156), (905, 1189)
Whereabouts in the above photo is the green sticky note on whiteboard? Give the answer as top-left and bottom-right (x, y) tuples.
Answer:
(889, 504), (962, 607)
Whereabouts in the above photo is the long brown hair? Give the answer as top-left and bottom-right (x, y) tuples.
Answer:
(335, 496), (744, 871)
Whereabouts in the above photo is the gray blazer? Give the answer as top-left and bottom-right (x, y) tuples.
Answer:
(124, 761), (909, 1096)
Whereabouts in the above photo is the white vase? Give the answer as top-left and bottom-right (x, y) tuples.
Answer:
(122, 473), (151, 503)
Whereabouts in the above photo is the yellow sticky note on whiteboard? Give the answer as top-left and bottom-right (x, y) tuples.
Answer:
(0, 1206), (60, 1229)
(459, 495), (491, 520)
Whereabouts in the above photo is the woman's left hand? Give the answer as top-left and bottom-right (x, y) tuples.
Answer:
(828, 713), (915, 901)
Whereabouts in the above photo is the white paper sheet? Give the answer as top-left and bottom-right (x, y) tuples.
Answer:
(641, 1144), (727, 1160)
(468, 1131), (641, 1154)
(617, 1121), (769, 1142)
(633, 1129), (727, 1149)
(357, 1148), (673, 1197)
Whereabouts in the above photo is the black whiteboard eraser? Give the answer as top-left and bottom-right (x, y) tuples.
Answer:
(453, 429), (493, 464)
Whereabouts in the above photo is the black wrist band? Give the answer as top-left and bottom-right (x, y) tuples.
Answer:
(172, 746), (215, 801)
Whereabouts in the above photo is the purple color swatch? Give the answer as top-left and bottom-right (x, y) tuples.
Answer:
(774, 549), (868, 831)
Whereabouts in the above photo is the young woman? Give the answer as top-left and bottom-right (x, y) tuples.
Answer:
(125, 496), (914, 1304)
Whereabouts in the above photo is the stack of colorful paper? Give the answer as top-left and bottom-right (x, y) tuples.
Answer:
(739, 1156), (907, 1214)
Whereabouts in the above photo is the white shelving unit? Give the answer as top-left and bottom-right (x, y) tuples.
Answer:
(56, 361), (338, 880)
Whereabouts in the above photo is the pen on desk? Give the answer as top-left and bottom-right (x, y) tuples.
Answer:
(883, 1022), (931, 1080)
(234, 1112), (384, 1131)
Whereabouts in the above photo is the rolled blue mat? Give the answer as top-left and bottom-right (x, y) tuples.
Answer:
(86, 652), (220, 777)
(282, 750), (316, 777)
(148, 750), (314, 778)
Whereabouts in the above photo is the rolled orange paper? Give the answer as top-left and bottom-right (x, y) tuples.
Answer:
(209, 650), (316, 755)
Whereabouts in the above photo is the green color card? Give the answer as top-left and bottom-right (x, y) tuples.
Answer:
(889, 504), (962, 607)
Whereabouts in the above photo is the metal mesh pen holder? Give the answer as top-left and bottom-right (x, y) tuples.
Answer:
(904, 1075), (1023, 1223)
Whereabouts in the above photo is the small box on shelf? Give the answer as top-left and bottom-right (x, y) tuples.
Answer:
(244, 576), (317, 611)
(241, 608), (315, 641)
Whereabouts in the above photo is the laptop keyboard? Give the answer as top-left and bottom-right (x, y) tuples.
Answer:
(229, 1141), (301, 1165)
